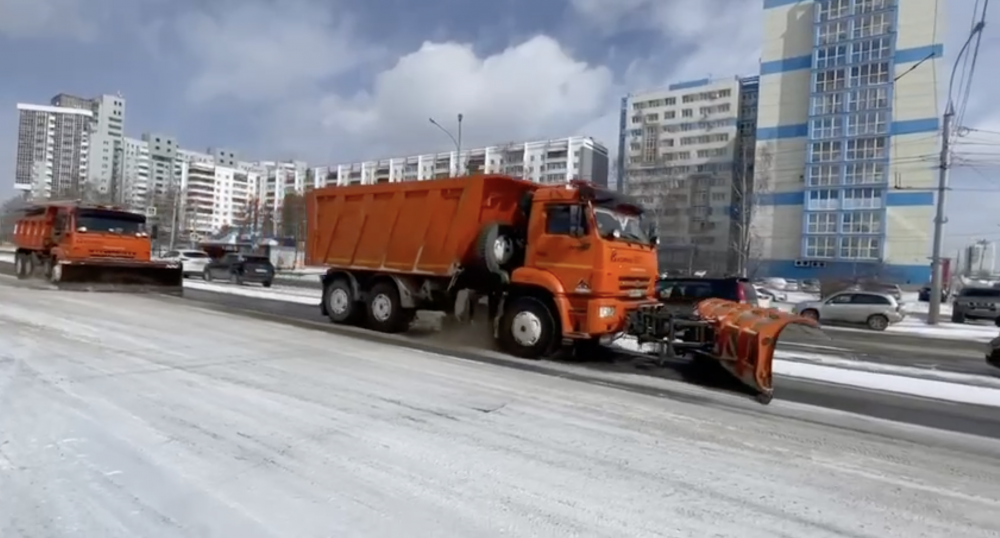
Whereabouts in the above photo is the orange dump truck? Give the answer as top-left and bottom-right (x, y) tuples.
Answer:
(305, 174), (817, 403)
(12, 200), (183, 293)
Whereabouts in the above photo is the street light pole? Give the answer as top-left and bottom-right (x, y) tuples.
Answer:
(927, 103), (953, 325)
(429, 114), (464, 176)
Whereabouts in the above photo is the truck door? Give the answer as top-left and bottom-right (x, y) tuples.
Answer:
(531, 203), (594, 295)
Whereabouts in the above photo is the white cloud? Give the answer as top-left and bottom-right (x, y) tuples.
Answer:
(316, 37), (616, 158)
(175, 1), (378, 105)
(0, 0), (100, 40)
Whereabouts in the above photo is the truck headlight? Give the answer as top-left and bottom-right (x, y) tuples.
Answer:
(598, 306), (616, 318)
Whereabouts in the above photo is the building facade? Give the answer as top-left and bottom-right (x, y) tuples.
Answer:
(50, 93), (126, 199)
(13, 103), (93, 199)
(179, 161), (260, 237)
(315, 136), (609, 188)
(618, 77), (758, 273)
(755, 0), (944, 283)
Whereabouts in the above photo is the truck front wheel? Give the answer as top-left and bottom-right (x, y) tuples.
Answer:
(324, 279), (362, 325)
(14, 253), (31, 279)
(498, 296), (556, 359)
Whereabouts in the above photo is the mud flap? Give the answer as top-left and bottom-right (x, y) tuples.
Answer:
(54, 260), (184, 295)
(693, 298), (820, 403)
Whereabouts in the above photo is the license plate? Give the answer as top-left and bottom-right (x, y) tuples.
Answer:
(255, 268), (267, 273)
(628, 289), (643, 298)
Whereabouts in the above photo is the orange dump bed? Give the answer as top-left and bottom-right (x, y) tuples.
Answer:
(305, 175), (536, 276)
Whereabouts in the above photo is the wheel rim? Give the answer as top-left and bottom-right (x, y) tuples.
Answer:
(871, 317), (886, 329)
(328, 288), (350, 315)
(14, 256), (22, 274)
(51, 264), (61, 282)
(492, 236), (513, 264)
(371, 293), (393, 321)
(511, 310), (543, 347)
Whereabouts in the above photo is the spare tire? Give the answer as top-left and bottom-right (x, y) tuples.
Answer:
(475, 221), (518, 278)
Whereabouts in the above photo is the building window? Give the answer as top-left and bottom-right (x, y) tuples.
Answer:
(842, 211), (883, 233)
(845, 137), (886, 159)
(846, 111), (888, 136)
(847, 87), (889, 111)
(840, 236), (881, 259)
(815, 69), (847, 92)
(812, 93), (845, 115)
(844, 162), (885, 184)
(853, 12), (892, 38)
(818, 0), (850, 21)
(806, 236), (838, 258)
(807, 212), (838, 233)
(808, 164), (841, 186)
(850, 63), (890, 86)
(818, 20), (850, 45)
(851, 37), (892, 63)
(811, 116), (844, 138)
(807, 189), (840, 210)
(855, 0), (894, 15)
(810, 141), (842, 162)
(816, 45), (848, 68)
(842, 187), (883, 209)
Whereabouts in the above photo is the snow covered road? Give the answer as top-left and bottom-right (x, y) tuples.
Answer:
(1, 284), (1000, 537)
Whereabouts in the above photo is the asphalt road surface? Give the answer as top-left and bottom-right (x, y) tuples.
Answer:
(1, 280), (999, 537)
(0, 260), (994, 376)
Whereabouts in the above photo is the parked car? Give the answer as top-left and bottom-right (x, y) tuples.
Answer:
(161, 249), (211, 278)
(800, 279), (820, 293)
(783, 279), (800, 291)
(791, 291), (904, 331)
(918, 285), (949, 302)
(655, 277), (760, 307)
(856, 282), (903, 301)
(951, 286), (1000, 324)
(986, 332), (1000, 372)
(754, 286), (787, 302)
(202, 253), (275, 287)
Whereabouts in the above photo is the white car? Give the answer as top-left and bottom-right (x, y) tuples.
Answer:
(754, 286), (788, 302)
(162, 249), (211, 278)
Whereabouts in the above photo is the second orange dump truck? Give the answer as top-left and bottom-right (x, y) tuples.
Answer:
(305, 174), (817, 403)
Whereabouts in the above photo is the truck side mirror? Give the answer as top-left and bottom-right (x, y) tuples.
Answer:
(568, 205), (583, 237)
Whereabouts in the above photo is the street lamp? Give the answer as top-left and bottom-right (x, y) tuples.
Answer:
(429, 113), (464, 176)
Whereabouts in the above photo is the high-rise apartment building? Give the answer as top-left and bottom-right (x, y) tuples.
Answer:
(754, 0), (944, 282)
(50, 93), (126, 198)
(315, 136), (609, 189)
(617, 77), (758, 273)
(120, 137), (151, 210)
(13, 103), (93, 199)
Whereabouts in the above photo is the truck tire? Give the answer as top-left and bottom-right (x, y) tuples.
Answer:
(476, 222), (517, 277)
(498, 296), (556, 359)
(14, 253), (30, 280)
(324, 279), (362, 324)
(366, 282), (409, 333)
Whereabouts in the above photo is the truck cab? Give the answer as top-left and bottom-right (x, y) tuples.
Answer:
(48, 204), (153, 261)
(508, 180), (660, 342)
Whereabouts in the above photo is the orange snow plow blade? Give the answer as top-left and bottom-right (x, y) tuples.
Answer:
(694, 298), (820, 403)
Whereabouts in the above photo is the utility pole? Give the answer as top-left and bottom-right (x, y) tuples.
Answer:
(927, 102), (955, 325)
(456, 113), (464, 175)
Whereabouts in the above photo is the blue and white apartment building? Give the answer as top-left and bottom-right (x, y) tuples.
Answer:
(755, 0), (945, 283)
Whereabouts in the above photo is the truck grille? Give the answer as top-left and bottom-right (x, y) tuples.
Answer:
(619, 277), (651, 291)
(89, 250), (137, 258)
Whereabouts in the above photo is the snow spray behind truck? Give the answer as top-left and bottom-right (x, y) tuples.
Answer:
(12, 200), (183, 293)
(305, 174), (817, 403)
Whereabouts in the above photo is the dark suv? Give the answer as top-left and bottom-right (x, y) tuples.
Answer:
(655, 277), (759, 307)
(952, 286), (1000, 324)
(202, 253), (275, 287)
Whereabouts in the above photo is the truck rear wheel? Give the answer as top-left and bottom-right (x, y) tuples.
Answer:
(476, 222), (518, 278)
(324, 279), (362, 325)
(14, 253), (31, 280)
(498, 296), (556, 359)
(366, 282), (409, 333)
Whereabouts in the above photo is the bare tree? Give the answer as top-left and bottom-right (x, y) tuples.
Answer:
(0, 194), (29, 244)
(732, 143), (774, 278)
(279, 189), (307, 240)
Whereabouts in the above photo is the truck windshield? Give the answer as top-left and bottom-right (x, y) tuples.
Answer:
(593, 205), (651, 244)
(77, 209), (146, 234)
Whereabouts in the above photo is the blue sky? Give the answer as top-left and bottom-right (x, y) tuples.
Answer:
(1, 0), (998, 254)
